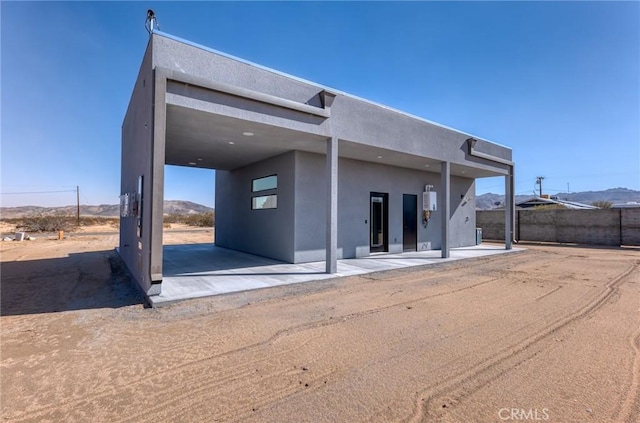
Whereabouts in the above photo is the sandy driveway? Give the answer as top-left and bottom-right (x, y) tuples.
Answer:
(1, 229), (638, 422)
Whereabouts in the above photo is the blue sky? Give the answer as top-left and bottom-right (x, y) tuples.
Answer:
(2, 1), (638, 208)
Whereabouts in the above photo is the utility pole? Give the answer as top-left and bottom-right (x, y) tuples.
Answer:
(536, 176), (545, 197)
(77, 186), (80, 226)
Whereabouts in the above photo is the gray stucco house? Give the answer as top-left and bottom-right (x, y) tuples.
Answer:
(120, 30), (515, 298)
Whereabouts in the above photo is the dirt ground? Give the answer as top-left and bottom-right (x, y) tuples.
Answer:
(1, 228), (638, 423)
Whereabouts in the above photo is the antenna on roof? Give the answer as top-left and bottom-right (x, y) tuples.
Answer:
(145, 10), (158, 34)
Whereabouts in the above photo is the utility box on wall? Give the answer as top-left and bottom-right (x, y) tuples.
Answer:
(423, 191), (437, 212)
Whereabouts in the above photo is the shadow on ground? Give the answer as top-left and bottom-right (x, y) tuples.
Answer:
(1, 250), (144, 316)
(163, 243), (288, 276)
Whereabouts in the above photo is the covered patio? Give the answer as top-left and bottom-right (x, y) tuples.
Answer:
(120, 31), (515, 300)
(153, 243), (522, 305)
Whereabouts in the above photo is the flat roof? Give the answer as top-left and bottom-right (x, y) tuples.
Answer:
(154, 30), (510, 151)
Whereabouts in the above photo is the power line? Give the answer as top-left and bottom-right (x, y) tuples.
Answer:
(542, 171), (635, 180)
(1, 185), (77, 188)
(0, 190), (77, 195)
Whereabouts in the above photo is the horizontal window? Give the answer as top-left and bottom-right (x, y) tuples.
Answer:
(252, 175), (277, 192)
(252, 195), (277, 210)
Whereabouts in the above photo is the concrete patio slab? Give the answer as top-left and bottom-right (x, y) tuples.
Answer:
(151, 243), (522, 305)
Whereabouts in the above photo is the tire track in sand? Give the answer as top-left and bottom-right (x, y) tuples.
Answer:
(8, 261), (518, 422)
(615, 305), (640, 422)
(405, 261), (639, 423)
(116, 333), (327, 423)
(116, 255), (570, 422)
(111, 273), (523, 422)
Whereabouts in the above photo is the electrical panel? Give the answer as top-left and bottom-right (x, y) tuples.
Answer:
(120, 193), (130, 217)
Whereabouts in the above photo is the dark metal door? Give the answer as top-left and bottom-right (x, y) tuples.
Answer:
(403, 194), (417, 252)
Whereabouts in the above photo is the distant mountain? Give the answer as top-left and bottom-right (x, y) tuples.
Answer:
(0, 201), (214, 219)
(162, 200), (214, 215)
(476, 187), (640, 210)
(550, 188), (639, 204)
(2, 189), (637, 216)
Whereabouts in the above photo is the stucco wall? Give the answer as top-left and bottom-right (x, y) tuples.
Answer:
(120, 39), (155, 295)
(293, 152), (476, 263)
(152, 35), (321, 106)
(152, 34), (511, 172)
(449, 177), (477, 248)
(331, 96), (511, 170)
(122, 33), (513, 292)
(215, 152), (296, 262)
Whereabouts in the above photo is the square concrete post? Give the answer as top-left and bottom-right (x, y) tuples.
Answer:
(149, 68), (168, 295)
(326, 136), (338, 273)
(440, 161), (450, 258)
(505, 165), (515, 250)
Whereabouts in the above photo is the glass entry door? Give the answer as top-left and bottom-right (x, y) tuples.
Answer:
(370, 193), (388, 253)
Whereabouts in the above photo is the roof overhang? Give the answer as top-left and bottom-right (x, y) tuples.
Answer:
(165, 103), (506, 178)
(158, 66), (509, 178)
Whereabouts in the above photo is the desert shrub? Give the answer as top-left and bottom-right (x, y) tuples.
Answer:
(164, 212), (214, 227)
(78, 216), (119, 227)
(184, 212), (214, 227)
(591, 201), (612, 209)
(0, 218), (21, 228)
(530, 204), (567, 210)
(7, 215), (120, 233)
(163, 214), (182, 224)
(10, 213), (212, 232)
(18, 214), (76, 232)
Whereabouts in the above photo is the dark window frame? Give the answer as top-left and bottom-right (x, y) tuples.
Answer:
(251, 194), (278, 210)
(251, 174), (278, 193)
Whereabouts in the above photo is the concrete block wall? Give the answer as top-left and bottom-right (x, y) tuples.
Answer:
(622, 209), (640, 245)
(476, 209), (640, 246)
(555, 210), (620, 246)
(519, 210), (557, 242)
(476, 210), (505, 240)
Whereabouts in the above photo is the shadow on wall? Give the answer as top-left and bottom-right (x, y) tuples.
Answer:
(1, 250), (145, 316)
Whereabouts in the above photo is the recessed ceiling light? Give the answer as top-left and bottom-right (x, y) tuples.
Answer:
(424, 164), (430, 167)
(461, 171), (466, 174)
(377, 155), (383, 159)
(242, 132), (254, 136)
(197, 158), (203, 161)
(228, 141), (235, 145)
(188, 162), (197, 166)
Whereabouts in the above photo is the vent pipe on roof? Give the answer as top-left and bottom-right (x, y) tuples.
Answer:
(145, 10), (157, 34)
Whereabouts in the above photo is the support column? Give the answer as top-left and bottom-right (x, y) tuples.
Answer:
(440, 161), (450, 258)
(149, 68), (168, 295)
(505, 165), (515, 250)
(325, 136), (338, 273)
